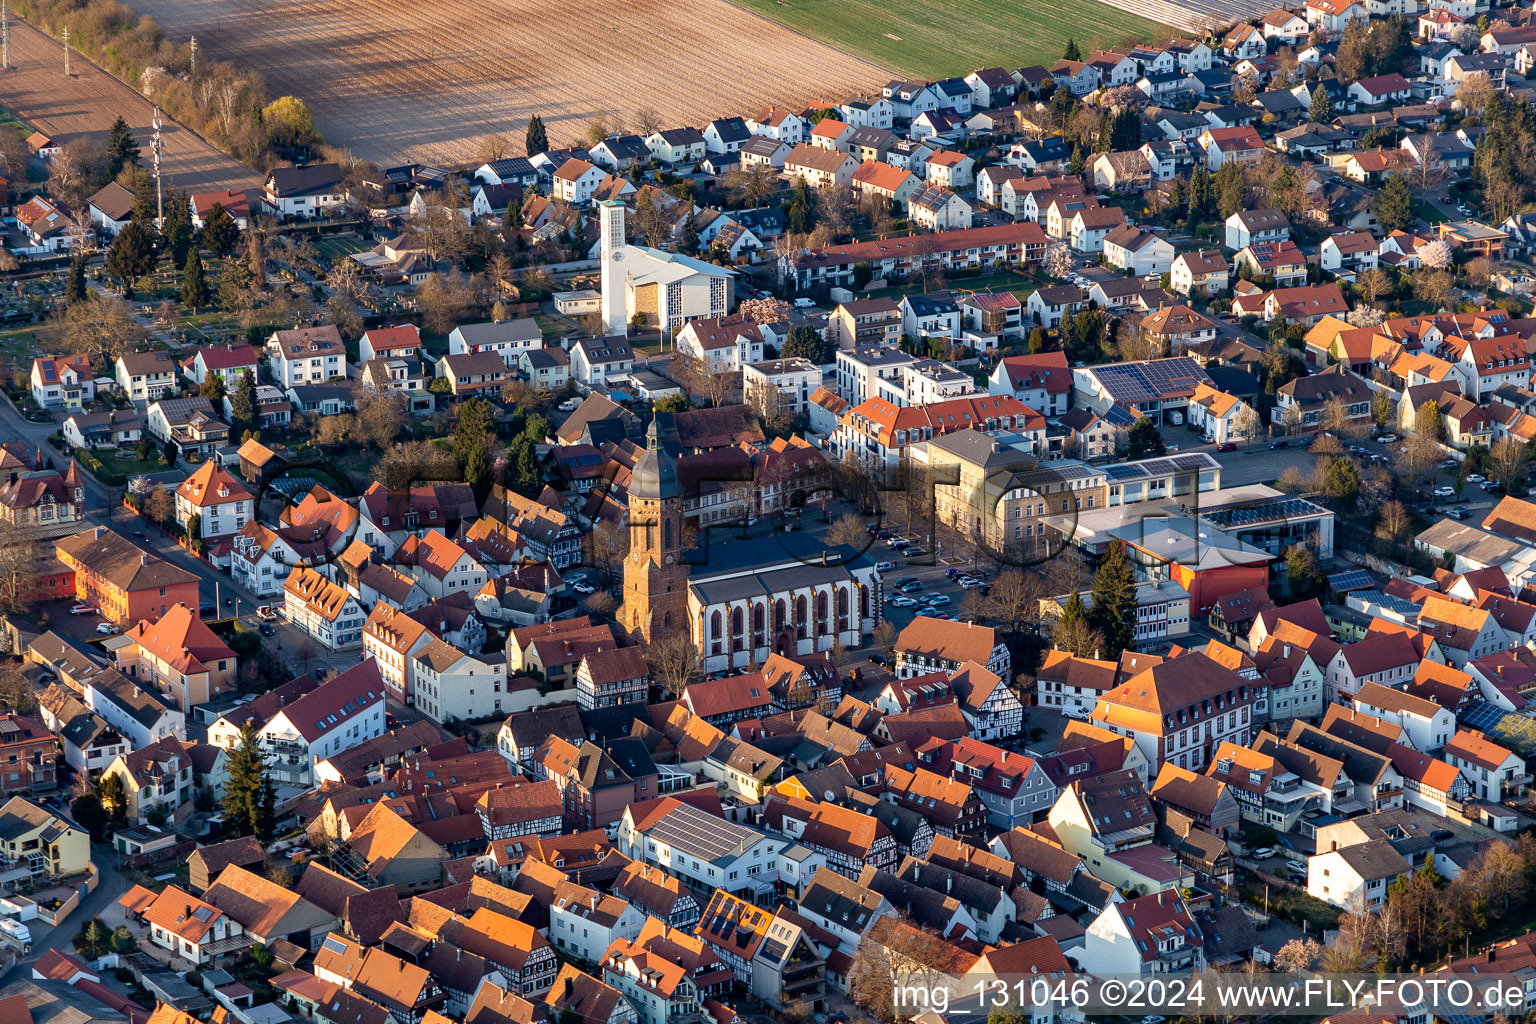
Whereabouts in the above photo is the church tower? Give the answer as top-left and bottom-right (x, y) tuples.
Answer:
(619, 418), (688, 644)
(599, 199), (629, 338)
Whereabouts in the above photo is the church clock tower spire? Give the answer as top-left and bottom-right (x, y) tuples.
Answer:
(619, 418), (688, 644)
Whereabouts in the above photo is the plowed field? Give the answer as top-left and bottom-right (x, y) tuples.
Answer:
(0, 19), (260, 192)
(122, 0), (888, 166)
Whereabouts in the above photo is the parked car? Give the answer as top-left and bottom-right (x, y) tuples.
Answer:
(1269, 439), (1289, 449)
(900, 581), (923, 593)
(889, 596), (917, 607)
(904, 547), (927, 557)
(1377, 433), (1398, 443)
(1286, 859), (1307, 875)
(1216, 441), (1237, 452)
(69, 604), (95, 616)
(95, 623), (115, 635)
(1251, 847), (1276, 859)
(1432, 828), (1455, 841)
(259, 624), (276, 637)
(558, 397), (581, 411)
(1447, 508), (1471, 520)
(573, 583), (597, 594)
(925, 594), (951, 606)
(1434, 486), (1456, 498)
(887, 537), (909, 548)
(875, 561), (895, 572)
(1467, 473), (1486, 483)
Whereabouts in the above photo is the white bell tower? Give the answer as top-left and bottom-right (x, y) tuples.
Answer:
(599, 200), (628, 337)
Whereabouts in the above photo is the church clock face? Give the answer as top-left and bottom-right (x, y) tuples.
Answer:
(665, 554), (675, 565)
(611, 249), (624, 262)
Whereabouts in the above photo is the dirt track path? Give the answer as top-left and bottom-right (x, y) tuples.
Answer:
(122, 0), (889, 166)
(0, 18), (261, 193)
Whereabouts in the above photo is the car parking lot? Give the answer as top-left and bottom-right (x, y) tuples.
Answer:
(872, 529), (991, 636)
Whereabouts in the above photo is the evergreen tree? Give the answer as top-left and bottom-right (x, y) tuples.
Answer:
(229, 370), (258, 438)
(681, 205), (700, 254)
(181, 251), (211, 310)
(200, 371), (226, 402)
(65, 254), (87, 305)
(216, 257), (252, 311)
(96, 772), (126, 821)
(1308, 86), (1333, 123)
(1127, 417), (1166, 459)
(1111, 109), (1141, 151)
(1088, 539), (1138, 659)
(1370, 175), (1414, 234)
(106, 115), (141, 178)
(524, 114), (549, 157)
(1286, 544), (1321, 598)
(162, 190), (195, 269)
(1417, 398), (1443, 441)
(220, 723), (268, 838)
(201, 203), (240, 257)
(1056, 590), (1087, 632)
(1187, 166), (1211, 222)
(452, 398), (494, 470)
(1321, 454), (1362, 504)
(1069, 145), (1085, 176)
(570, 214), (588, 257)
(505, 200), (524, 231)
(256, 771), (277, 842)
(1166, 174), (1187, 219)
(783, 323), (832, 364)
(787, 178), (817, 234)
(1096, 110), (1115, 153)
(464, 442), (493, 505)
(106, 221), (157, 297)
(509, 434), (542, 497)
(1063, 37), (1081, 61)
(1214, 161), (1247, 219)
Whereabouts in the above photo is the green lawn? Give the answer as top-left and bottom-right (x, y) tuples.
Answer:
(94, 449), (170, 478)
(724, 0), (1169, 78)
(312, 235), (368, 262)
(1411, 198), (1447, 225)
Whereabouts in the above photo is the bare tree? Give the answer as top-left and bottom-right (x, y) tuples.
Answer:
(1492, 436), (1527, 489)
(989, 569), (1043, 635)
(0, 523), (42, 616)
(826, 514), (869, 549)
(56, 294), (148, 371)
(1377, 499), (1411, 541)
(846, 940), (897, 1024)
(1321, 395), (1367, 438)
(355, 393), (405, 448)
(633, 107), (663, 137)
(646, 631), (700, 697)
(143, 487), (176, 525)
(582, 591), (619, 618)
(1231, 405), (1263, 446)
(584, 521), (630, 581)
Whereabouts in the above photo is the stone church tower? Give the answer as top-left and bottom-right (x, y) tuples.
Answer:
(619, 419), (688, 644)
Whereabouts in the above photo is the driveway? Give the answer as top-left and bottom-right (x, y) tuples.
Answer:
(0, 851), (129, 987)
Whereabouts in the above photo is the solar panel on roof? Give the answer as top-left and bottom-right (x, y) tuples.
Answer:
(1327, 569), (1376, 592)
(1461, 701), (1509, 733)
(1105, 464), (1144, 480)
(1173, 455), (1211, 471)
